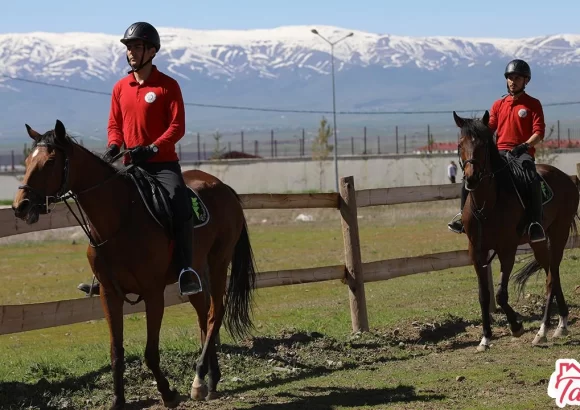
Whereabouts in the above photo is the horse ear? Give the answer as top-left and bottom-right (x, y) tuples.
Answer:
(25, 124), (42, 141)
(481, 110), (490, 126)
(54, 119), (66, 142)
(453, 111), (465, 128)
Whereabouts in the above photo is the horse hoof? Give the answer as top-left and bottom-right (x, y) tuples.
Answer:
(191, 384), (208, 401)
(162, 388), (180, 408)
(511, 323), (525, 338)
(532, 335), (548, 346)
(206, 391), (220, 401)
(553, 327), (569, 338)
(476, 344), (489, 353)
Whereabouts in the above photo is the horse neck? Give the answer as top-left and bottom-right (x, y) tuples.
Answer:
(67, 145), (129, 241)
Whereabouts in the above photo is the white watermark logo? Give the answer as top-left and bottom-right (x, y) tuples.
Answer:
(548, 359), (580, 408)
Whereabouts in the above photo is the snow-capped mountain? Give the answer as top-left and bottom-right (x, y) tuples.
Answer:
(1, 25), (580, 142)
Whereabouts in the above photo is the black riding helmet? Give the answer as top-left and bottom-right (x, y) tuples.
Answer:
(504, 59), (531, 81)
(120, 22), (160, 51)
(120, 22), (160, 73)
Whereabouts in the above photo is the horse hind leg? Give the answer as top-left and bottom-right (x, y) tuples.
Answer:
(192, 256), (229, 401)
(188, 268), (210, 401)
(528, 240), (552, 346)
(547, 231), (570, 340)
(205, 257), (231, 400)
(495, 249), (525, 338)
(143, 294), (179, 408)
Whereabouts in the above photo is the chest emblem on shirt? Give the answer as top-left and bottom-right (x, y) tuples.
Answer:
(518, 108), (527, 118)
(145, 91), (157, 104)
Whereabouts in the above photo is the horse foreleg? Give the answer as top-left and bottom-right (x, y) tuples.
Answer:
(100, 291), (126, 410)
(473, 248), (493, 352)
(144, 293), (179, 408)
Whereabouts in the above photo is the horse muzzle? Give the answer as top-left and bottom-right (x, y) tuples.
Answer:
(12, 199), (41, 225)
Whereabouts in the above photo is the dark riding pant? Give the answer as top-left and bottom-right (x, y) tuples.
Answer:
(139, 161), (194, 271)
(139, 161), (192, 224)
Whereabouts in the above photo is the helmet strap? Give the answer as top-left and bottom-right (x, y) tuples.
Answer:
(126, 49), (154, 74)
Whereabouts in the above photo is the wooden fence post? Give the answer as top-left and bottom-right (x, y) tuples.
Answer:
(339, 176), (369, 333)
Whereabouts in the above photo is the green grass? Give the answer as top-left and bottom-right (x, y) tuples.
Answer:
(0, 202), (578, 409)
(0, 199), (12, 205)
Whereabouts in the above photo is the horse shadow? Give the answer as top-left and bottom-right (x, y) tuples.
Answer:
(0, 354), (157, 410)
(217, 331), (419, 396)
(244, 385), (445, 409)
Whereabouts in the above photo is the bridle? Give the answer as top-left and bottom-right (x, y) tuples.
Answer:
(458, 137), (494, 192)
(17, 142), (129, 247)
(17, 142), (144, 305)
(18, 142), (71, 215)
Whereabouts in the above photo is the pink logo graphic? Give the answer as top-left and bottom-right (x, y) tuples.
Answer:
(548, 359), (580, 407)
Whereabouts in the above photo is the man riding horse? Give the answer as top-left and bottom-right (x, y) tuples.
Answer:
(77, 22), (202, 296)
(448, 58), (547, 243)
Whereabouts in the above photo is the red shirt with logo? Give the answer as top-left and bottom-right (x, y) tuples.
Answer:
(107, 65), (186, 163)
(488, 93), (545, 157)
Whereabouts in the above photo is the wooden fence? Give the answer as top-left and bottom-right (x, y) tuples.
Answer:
(1, 169), (579, 336)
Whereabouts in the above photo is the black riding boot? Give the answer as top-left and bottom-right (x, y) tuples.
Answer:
(448, 184), (468, 234)
(528, 178), (546, 243)
(176, 215), (203, 296)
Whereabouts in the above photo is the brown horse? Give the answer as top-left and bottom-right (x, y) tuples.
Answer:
(12, 120), (257, 409)
(453, 111), (579, 352)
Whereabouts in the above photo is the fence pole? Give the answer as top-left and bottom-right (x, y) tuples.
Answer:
(339, 176), (369, 333)
(197, 133), (201, 160)
(363, 126), (367, 155)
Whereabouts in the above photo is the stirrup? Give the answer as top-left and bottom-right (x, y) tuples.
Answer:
(447, 213), (464, 234)
(528, 222), (546, 243)
(178, 267), (203, 296)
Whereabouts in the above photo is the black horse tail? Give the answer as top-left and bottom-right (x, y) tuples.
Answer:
(513, 211), (580, 298)
(224, 185), (258, 340)
(512, 259), (543, 299)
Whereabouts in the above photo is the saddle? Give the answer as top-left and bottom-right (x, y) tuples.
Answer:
(506, 163), (554, 209)
(126, 166), (211, 238)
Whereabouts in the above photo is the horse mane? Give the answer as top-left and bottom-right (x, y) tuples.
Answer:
(460, 118), (510, 192)
(35, 130), (126, 175)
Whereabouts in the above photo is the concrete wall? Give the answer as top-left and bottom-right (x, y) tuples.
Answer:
(1, 151), (579, 199)
(182, 151), (580, 194)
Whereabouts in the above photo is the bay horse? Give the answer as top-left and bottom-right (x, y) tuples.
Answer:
(453, 111), (579, 352)
(12, 120), (257, 409)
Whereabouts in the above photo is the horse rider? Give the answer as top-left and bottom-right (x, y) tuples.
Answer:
(447, 58), (547, 243)
(77, 22), (202, 296)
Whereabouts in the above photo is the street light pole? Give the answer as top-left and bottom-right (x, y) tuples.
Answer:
(311, 28), (354, 192)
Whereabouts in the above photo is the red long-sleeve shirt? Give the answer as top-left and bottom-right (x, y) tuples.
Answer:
(488, 93), (545, 158)
(107, 65), (185, 163)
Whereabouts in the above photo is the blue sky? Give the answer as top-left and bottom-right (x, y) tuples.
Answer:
(2, 0), (579, 38)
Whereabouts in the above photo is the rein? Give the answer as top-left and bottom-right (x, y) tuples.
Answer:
(458, 137), (519, 268)
(18, 144), (143, 305)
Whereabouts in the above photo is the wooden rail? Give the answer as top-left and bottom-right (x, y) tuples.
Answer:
(1, 170), (579, 335)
